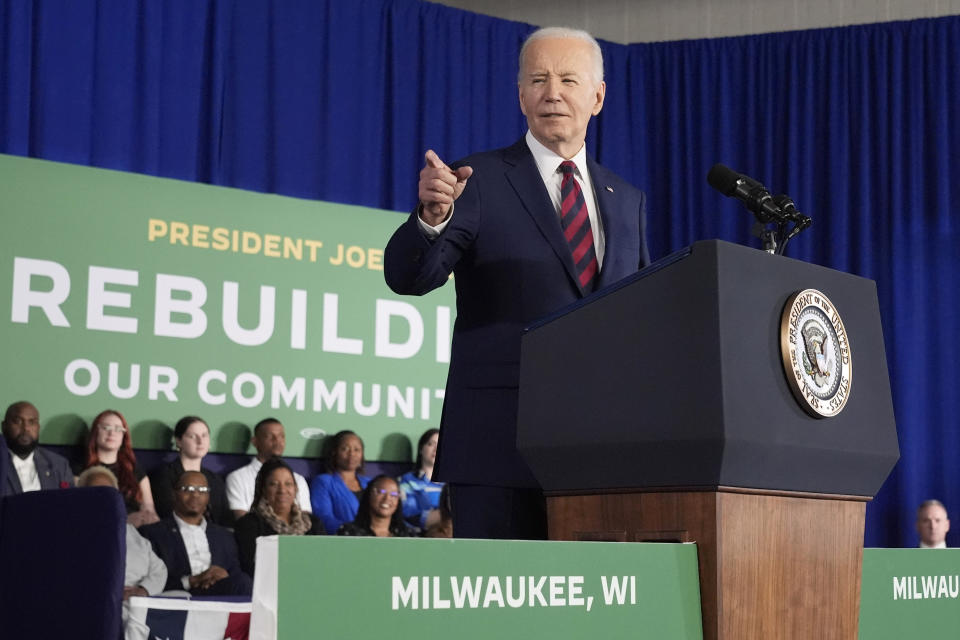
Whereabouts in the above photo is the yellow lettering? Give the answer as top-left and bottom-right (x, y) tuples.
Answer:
(211, 228), (230, 251)
(170, 222), (189, 246)
(148, 219), (168, 242)
(241, 231), (261, 254)
(264, 234), (281, 258)
(192, 224), (210, 248)
(329, 243), (344, 265)
(306, 240), (324, 262)
(284, 237), (303, 261)
(345, 246), (365, 268)
(367, 248), (384, 271)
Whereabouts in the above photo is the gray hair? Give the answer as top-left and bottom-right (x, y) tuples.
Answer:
(518, 26), (604, 87)
(77, 465), (118, 489)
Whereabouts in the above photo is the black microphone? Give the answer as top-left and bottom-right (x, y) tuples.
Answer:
(707, 164), (786, 224)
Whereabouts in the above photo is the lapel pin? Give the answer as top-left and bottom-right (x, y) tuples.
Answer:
(605, 186), (614, 193)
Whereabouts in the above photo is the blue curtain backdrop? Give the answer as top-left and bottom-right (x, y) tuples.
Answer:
(2, 0), (958, 548)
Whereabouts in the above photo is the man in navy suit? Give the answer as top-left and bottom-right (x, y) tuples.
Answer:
(139, 471), (251, 595)
(1, 401), (73, 496)
(384, 27), (650, 539)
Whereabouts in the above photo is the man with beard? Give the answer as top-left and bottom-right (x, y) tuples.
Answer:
(1, 401), (73, 495)
(139, 471), (252, 595)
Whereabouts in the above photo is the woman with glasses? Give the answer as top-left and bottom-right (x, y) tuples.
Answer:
(234, 457), (325, 576)
(81, 409), (158, 526)
(337, 475), (418, 537)
(150, 415), (232, 526)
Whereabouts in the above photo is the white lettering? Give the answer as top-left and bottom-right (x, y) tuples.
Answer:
(148, 366), (179, 401)
(375, 299), (424, 359)
(155, 274), (207, 338)
(223, 282), (275, 346)
(11, 257), (71, 326)
(198, 370), (227, 405)
(322, 293), (362, 354)
(64, 358), (99, 396)
(232, 372), (264, 408)
(86, 266), (138, 333)
(392, 576), (418, 610)
(601, 576), (630, 605)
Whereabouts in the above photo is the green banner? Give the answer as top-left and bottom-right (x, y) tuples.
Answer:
(859, 548), (960, 638)
(0, 154), (455, 459)
(271, 537), (702, 639)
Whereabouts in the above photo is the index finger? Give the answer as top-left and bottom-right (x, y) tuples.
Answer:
(424, 149), (447, 170)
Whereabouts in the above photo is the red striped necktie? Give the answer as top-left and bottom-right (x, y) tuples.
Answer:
(559, 160), (598, 292)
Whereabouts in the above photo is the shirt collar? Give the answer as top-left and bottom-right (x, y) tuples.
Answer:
(10, 449), (35, 467)
(525, 130), (588, 183)
(174, 512), (207, 532)
(920, 541), (947, 549)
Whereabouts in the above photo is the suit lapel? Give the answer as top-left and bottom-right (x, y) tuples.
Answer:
(503, 139), (583, 293)
(6, 451), (23, 493)
(169, 520), (193, 578)
(33, 449), (53, 489)
(587, 156), (622, 290)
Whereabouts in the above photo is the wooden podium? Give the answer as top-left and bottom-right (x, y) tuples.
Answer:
(517, 240), (899, 640)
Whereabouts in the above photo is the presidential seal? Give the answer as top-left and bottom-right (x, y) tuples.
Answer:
(780, 289), (852, 418)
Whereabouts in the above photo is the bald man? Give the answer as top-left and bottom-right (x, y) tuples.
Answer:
(2, 401), (73, 496)
(138, 471), (251, 595)
(916, 499), (950, 548)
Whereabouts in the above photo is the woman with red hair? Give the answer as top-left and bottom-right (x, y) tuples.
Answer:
(83, 409), (158, 526)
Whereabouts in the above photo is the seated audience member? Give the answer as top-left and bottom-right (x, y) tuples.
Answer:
(151, 415), (231, 525)
(310, 430), (371, 533)
(916, 499), (950, 548)
(399, 428), (443, 529)
(338, 474), (418, 538)
(225, 417), (312, 520)
(139, 471), (252, 596)
(77, 466), (167, 601)
(2, 401), (73, 495)
(234, 457), (325, 576)
(423, 484), (453, 539)
(81, 410), (158, 526)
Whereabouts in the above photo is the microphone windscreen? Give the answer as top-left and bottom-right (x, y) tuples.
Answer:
(707, 163), (739, 196)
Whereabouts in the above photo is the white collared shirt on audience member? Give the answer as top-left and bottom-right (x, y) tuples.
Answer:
(11, 450), (41, 492)
(173, 512), (212, 589)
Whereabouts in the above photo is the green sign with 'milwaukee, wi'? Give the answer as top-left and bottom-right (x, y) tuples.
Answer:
(270, 537), (703, 639)
(0, 153), (455, 459)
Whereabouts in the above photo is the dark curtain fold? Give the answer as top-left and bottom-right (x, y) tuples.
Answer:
(2, 0), (958, 548)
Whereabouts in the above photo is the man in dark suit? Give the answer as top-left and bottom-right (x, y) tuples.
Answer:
(384, 27), (650, 539)
(1, 401), (73, 495)
(139, 471), (252, 595)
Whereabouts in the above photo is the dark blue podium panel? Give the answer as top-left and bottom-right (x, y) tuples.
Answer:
(518, 240), (899, 497)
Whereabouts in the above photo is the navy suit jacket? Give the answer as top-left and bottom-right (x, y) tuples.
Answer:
(2, 446), (73, 496)
(139, 516), (251, 594)
(385, 137), (649, 488)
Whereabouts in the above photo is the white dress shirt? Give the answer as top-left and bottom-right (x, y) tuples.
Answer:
(173, 513), (211, 589)
(418, 130), (606, 267)
(10, 450), (41, 492)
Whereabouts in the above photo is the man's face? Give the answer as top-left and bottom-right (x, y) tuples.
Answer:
(518, 36), (605, 159)
(253, 421), (286, 458)
(2, 403), (40, 455)
(173, 471), (210, 519)
(917, 504), (950, 546)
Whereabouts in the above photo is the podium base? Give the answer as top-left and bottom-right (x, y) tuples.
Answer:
(546, 487), (867, 640)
